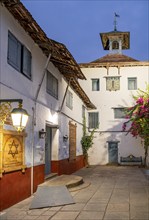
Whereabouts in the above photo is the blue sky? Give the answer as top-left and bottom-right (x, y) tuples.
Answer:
(21, 0), (149, 63)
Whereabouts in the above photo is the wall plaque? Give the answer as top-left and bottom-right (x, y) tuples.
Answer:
(0, 127), (26, 177)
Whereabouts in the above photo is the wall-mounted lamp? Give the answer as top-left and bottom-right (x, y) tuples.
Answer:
(63, 135), (68, 142)
(39, 129), (46, 139)
(0, 99), (29, 132)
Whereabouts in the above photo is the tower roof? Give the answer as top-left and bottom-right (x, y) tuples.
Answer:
(100, 31), (130, 50)
(90, 53), (138, 63)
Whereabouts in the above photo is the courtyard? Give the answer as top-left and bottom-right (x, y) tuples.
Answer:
(1, 165), (149, 220)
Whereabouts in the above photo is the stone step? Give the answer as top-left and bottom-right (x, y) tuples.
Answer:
(44, 173), (58, 181)
(40, 174), (84, 188)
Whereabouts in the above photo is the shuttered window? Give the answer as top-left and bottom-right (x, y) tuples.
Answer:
(92, 79), (100, 91)
(7, 31), (32, 79)
(46, 71), (58, 99)
(7, 32), (21, 71)
(89, 112), (99, 129)
(22, 46), (32, 78)
(128, 77), (137, 90)
(114, 108), (126, 119)
(66, 90), (73, 110)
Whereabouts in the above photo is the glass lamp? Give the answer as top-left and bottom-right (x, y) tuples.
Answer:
(11, 103), (29, 132)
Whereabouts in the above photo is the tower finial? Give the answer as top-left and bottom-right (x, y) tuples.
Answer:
(114, 12), (120, 31)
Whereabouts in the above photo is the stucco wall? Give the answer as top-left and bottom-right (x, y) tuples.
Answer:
(0, 5), (85, 168)
(79, 65), (149, 165)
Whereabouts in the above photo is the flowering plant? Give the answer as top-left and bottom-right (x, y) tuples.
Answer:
(123, 85), (149, 166)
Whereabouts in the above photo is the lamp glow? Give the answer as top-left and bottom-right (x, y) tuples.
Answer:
(11, 107), (29, 132)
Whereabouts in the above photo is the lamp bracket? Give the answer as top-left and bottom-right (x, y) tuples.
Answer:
(0, 99), (23, 104)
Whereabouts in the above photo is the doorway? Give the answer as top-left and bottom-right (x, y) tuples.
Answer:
(108, 141), (118, 164)
(45, 126), (52, 176)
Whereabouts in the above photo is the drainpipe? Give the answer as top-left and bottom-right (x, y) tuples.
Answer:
(59, 77), (72, 112)
(31, 53), (51, 195)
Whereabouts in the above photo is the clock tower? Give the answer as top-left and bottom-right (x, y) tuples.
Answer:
(100, 13), (130, 54)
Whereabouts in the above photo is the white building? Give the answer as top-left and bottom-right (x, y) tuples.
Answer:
(0, 0), (95, 210)
(79, 25), (149, 166)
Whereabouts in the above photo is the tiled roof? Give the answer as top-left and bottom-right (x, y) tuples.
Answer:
(79, 53), (149, 68)
(90, 53), (138, 63)
(2, 0), (96, 109)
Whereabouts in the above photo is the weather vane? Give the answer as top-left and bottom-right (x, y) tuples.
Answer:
(114, 12), (120, 31)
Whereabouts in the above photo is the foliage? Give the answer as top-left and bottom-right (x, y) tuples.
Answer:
(81, 117), (97, 165)
(122, 85), (149, 166)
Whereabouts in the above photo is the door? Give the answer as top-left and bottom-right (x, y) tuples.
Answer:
(45, 126), (52, 176)
(108, 142), (118, 164)
(69, 122), (77, 160)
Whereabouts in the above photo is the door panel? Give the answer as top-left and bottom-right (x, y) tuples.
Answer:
(45, 126), (52, 176)
(108, 142), (118, 164)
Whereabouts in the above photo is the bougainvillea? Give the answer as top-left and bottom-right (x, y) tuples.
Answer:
(123, 85), (149, 166)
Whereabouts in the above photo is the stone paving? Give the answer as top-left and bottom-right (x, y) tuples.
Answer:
(0, 166), (149, 220)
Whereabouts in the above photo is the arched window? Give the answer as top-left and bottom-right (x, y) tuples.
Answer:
(112, 41), (119, 49)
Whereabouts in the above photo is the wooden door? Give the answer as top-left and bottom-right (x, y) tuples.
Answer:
(108, 142), (118, 164)
(69, 122), (77, 160)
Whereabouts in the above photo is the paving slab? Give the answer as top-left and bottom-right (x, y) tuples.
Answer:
(1, 166), (149, 220)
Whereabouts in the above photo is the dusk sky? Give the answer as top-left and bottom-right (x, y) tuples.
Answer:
(21, 0), (149, 63)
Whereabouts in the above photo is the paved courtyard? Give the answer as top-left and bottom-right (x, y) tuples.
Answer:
(1, 166), (149, 220)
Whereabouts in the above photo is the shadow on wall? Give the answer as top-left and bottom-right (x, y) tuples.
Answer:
(87, 119), (146, 166)
(106, 121), (145, 165)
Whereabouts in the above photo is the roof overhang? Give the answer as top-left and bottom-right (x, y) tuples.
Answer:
(79, 61), (149, 68)
(2, 0), (96, 109)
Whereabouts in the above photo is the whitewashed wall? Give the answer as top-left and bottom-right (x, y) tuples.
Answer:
(79, 65), (149, 165)
(0, 5), (85, 167)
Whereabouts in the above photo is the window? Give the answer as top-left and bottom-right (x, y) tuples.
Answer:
(112, 41), (119, 49)
(46, 71), (58, 99)
(92, 79), (100, 91)
(66, 90), (73, 109)
(88, 112), (99, 129)
(128, 77), (137, 90)
(7, 31), (32, 79)
(82, 105), (85, 118)
(114, 108), (126, 119)
(106, 77), (120, 91)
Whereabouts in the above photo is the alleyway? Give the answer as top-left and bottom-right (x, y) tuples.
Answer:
(1, 166), (149, 220)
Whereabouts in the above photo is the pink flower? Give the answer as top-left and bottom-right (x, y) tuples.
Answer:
(122, 123), (127, 131)
(136, 97), (144, 105)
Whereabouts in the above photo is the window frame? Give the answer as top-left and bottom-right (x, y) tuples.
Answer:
(128, 77), (137, 90)
(113, 108), (126, 119)
(91, 78), (100, 91)
(7, 31), (32, 80)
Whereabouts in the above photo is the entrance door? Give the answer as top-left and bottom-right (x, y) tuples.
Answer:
(108, 142), (118, 164)
(69, 122), (77, 160)
(45, 126), (52, 176)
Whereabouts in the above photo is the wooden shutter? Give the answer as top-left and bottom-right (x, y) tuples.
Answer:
(8, 32), (21, 71)
(69, 122), (77, 160)
(22, 46), (32, 78)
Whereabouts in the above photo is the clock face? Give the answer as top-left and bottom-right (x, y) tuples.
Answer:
(106, 77), (120, 91)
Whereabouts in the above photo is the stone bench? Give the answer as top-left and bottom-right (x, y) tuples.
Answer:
(120, 154), (142, 165)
